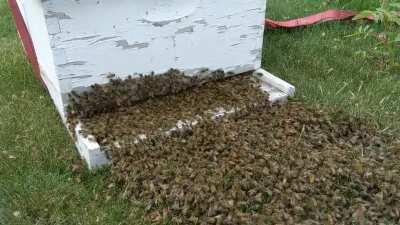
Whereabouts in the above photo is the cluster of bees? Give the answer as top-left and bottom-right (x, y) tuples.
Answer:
(67, 69), (399, 225)
(67, 69), (266, 140)
(68, 69), (198, 123)
(109, 101), (398, 225)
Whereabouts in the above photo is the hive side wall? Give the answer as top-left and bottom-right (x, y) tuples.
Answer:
(9, 0), (40, 78)
(15, 0), (65, 119)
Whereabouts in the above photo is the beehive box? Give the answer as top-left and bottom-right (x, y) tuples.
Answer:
(10, 0), (295, 169)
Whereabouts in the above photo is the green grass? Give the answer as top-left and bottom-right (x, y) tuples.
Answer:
(265, 0), (400, 132)
(0, 0), (399, 224)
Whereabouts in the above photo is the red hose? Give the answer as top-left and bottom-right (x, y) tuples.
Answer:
(265, 9), (374, 29)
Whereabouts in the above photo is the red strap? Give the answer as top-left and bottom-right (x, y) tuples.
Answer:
(8, 0), (41, 81)
(266, 9), (370, 29)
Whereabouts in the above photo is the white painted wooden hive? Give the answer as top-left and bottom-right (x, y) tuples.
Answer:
(12, 0), (269, 120)
(11, 0), (295, 169)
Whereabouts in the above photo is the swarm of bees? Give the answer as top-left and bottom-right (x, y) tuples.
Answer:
(68, 69), (400, 225)
(68, 69), (198, 125)
(67, 70), (267, 141)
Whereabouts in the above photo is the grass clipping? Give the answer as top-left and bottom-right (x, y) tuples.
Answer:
(69, 71), (400, 225)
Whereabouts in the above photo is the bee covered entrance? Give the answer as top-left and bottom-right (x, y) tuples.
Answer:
(69, 69), (294, 169)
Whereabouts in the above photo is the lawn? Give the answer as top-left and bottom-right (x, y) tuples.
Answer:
(0, 0), (399, 224)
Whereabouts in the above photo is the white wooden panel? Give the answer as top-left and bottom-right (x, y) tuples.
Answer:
(17, 0), (60, 90)
(40, 0), (266, 92)
(16, 0), (64, 120)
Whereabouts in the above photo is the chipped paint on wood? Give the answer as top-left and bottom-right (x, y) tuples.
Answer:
(115, 40), (150, 50)
(16, 0), (267, 119)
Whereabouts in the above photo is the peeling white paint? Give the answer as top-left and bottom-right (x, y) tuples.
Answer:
(38, 0), (266, 98)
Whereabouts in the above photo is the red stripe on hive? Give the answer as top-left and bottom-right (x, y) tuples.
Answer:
(8, 0), (42, 83)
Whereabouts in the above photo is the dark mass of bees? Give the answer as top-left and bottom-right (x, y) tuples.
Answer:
(74, 72), (266, 144)
(68, 70), (400, 225)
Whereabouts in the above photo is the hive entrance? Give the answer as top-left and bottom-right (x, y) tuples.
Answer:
(68, 70), (270, 148)
(68, 69), (294, 168)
